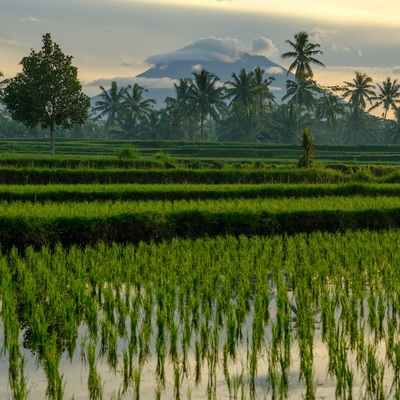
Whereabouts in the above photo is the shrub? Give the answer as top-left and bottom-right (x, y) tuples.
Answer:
(116, 145), (139, 160)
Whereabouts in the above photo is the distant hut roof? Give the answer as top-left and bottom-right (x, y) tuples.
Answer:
(256, 131), (273, 141)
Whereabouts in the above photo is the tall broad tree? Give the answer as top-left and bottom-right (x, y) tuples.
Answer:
(369, 77), (400, 120)
(342, 71), (375, 147)
(186, 68), (226, 141)
(281, 31), (325, 83)
(0, 71), (9, 99)
(3, 34), (90, 155)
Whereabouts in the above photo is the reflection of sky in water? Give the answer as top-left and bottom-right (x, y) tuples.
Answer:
(0, 305), (393, 399)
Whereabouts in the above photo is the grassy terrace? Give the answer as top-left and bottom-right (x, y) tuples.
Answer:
(1, 196), (400, 249)
(2, 138), (400, 164)
(1, 182), (400, 202)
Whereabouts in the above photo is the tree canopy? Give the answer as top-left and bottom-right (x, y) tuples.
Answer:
(3, 33), (90, 154)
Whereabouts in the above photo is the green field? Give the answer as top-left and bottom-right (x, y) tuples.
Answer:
(1, 142), (400, 399)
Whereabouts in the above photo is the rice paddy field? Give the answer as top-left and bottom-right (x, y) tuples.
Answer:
(2, 143), (400, 399)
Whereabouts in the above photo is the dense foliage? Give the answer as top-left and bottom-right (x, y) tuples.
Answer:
(2, 34), (90, 154)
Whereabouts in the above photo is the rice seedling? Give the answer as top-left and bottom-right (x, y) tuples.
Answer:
(2, 230), (400, 398)
(87, 341), (103, 400)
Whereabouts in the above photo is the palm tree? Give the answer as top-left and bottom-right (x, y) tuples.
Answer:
(117, 83), (156, 138)
(387, 107), (400, 143)
(186, 68), (226, 141)
(92, 81), (126, 130)
(270, 103), (310, 143)
(161, 97), (191, 140)
(225, 68), (257, 115)
(216, 103), (262, 142)
(162, 79), (197, 140)
(122, 83), (156, 120)
(282, 79), (320, 111)
(138, 110), (162, 140)
(342, 71), (375, 148)
(281, 31), (325, 83)
(282, 79), (320, 132)
(316, 93), (348, 141)
(173, 78), (191, 106)
(369, 77), (400, 120)
(253, 67), (276, 115)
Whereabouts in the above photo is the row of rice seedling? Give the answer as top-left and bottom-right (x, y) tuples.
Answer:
(2, 182), (400, 203)
(2, 195), (400, 217)
(1, 230), (400, 398)
(0, 166), (348, 185)
(1, 195), (400, 249)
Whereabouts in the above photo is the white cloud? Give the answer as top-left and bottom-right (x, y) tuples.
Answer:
(270, 86), (282, 92)
(0, 38), (31, 47)
(357, 49), (363, 57)
(250, 37), (278, 57)
(310, 27), (336, 43)
(393, 66), (400, 74)
(146, 37), (248, 65)
(191, 64), (203, 71)
(266, 66), (283, 75)
(20, 16), (46, 23)
(331, 43), (351, 53)
(86, 76), (177, 90)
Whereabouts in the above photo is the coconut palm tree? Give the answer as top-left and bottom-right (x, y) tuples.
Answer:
(216, 102), (262, 142)
(186, 68), (226, 141)
(316, 93), (348, 140)
(225, 68), (257, 115)
(138, 109), (162, 140)
(163, 78), (198, 140)
(122, 83), (156, 119)
(160, 97), (190, 140)
(282, 79), (320, 111)
(387, 107), (400, 143)
(270, 103), (310, 143)
(117, 83), (156, 138)
(281, 31), (325, 83)
(253, 66), (276, 115)
(369, 77), (400, 120)
(282, 79), (320, 132)
(92, 81), (126, 130)
(342, 71), (375, 148)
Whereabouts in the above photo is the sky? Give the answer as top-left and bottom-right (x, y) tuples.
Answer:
(2, 0), (400, 115)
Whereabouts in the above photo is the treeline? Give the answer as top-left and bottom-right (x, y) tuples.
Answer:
(2, 68), (398, 145)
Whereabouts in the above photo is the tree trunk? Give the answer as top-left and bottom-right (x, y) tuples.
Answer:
(50, 125), (55, 156)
